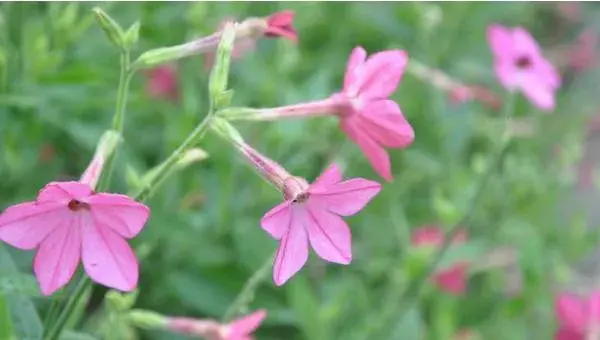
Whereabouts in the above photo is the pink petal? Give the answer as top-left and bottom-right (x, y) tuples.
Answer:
(37, 181), (93, 203)
(81, 215), (138, 291)
(34, 221), (81, 296)
(272, 208), (309, 286)
(228, 310), (267, 339)
(535, 58), (561, 89)
(340, 119), (393, 181)
(487, 24), (514, 60)
(88, 193), (150, 238)
(433, 264), (467, 295)
(555, 328), (584, 340)
(310, 178), (381, 216)
(520, 73), (556, 111)
(358, 50), (408, 100)
(310, 163), (343, 191)
(588, 290), (600, 325)
(261, 201), (292, 240)
(304, 203), (352, 264)
(556, 293), (587, 332)
(513, 27), (542, 58)
(494, 62), (520, 90)
(411, 226), (444, 247)
(343, 46), (367, 94)
(0, 201), (67, 249)
(358, 100), (415, 148)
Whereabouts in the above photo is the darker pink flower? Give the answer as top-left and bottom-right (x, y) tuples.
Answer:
(487, 24), (561, 111)
(411, 226), (469, 295)
(0, 182), (150, 295)
(264, 11), (297, 42)
(336, 46), (415, 181)
(167, 309), (267, 340)
(261, 163), (381, 285)
(145, 65), (179, 102)
(555, 291), (600, 340)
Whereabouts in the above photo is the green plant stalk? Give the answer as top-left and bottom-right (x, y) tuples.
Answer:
(222, 254), (273, 322)
(365, 91), (517, 337)
(42, 50), (132, 337)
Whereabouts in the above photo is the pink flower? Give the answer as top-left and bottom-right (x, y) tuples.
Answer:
(336, 46), (415, 181)
(411, 226), (469, 295)
(555, 291), (600, 340)
(0, 182), (150, 295)
(261, 163), (381, 285)
(167, 310), (267, 340)
(569, 29), (598, 73)
(145, 65), (179, 102)
(487, 24), (561, 111)
(264, 11), (297, 42)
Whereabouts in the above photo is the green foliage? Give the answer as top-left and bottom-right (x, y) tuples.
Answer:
(1, 2), (600, 340)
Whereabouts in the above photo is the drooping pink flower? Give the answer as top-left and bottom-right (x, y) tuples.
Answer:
(264, 11), (297, 42)
(555, 291), (600, 340)
(145, 65), (179, 102)
(260, 162), (381, 285)
(411, 226), (469, 295)
(487, 24), (561, 111)
(0, 182), (150, 295)
(167, 310), (267, 340)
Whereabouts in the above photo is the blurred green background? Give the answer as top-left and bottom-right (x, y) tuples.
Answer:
(2, 2), (600, 340)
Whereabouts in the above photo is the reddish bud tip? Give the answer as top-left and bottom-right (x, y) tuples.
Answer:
(265, 11), (297, 42)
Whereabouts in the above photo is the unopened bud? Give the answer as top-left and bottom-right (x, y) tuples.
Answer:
(209, 22), (236, 108)
(80, 130), (121, 189)
(93, 7), (126, 50)
(106, 290), (138, 312)
(124, 21), (141, 49)
(127, 309), (168, 330)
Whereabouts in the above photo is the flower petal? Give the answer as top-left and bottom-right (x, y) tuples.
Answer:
(411, 226), (445, 247)
(487, 24), (514, 60)
(305, 204), (352, 264)
(358, 50), (408, 100)
(228, 310), (267, 339)
(310, 163), (343, 192)
(272, 207), (309, 286)
(554, 328), (583, 340)
(359, 100), (414, 148)
(343, 46), (367, 94)
(0, 201), (68, 250)
(433, 264), (467, 295)
(82, 215), (138, 291)
(34, 220), (81, 296)
(513, 27), (542, 58)
(494, 62), (520, 90)
(261, 201), (292, 240)
(311, 178), (381, 216)
(37, 181), (93, 203)
(555, 293), (586, 332)
(88, 193), (150, 238)
(520, 73), (556, 111)
(341, 119), (393, 181)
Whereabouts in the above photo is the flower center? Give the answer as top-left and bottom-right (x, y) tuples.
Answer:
(515, 55), (532, 69)
(282, 177), (310, 203)
(68, 199), (90, 211)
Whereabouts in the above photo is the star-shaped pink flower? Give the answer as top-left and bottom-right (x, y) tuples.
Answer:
(261, 164), (381, 285)
(0, 181), (150, 295)
(555, 291), (600, 340)
(487, 24), (561, 111)
(335, 46), (415, 181)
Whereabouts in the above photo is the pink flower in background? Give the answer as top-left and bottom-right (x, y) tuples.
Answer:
(555, 291), (600, 340)
(336, 46), (415, 181)
(0, 182), (150, 295)
(411, 226), (469, 295)
(145, 65), (179, 102)
(264, 11), (297, 41)
(167, 309), (267, 340)
(261, 163), (381, 285)
(487, 24), (561, 111)
(568, 29), (598, 73)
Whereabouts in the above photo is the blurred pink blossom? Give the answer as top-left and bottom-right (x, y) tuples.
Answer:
(264, 10), (297, 41)
(167, 309), (267, 340)
(487, 24), (561, 111)
(555, 291), (600, 340)
(569, 29), (598, 73)
(0, 181), (150, 295)
(556, 3), (581, 23)
(411, 226), (469, 295)
(260, 163), (381, 285)
(145, 65), (179, 102)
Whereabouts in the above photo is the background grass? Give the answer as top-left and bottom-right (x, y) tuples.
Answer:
(2, 2), (600, 340)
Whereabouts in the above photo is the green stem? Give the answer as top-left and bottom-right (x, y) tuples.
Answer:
(222, 255), (273, 322)
(366, 91), (517, 337)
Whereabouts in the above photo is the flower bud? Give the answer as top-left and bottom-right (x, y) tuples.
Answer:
(80, 130), (121, 189)
(106, 290), (138, 312)
(92, 7), (126, 50)
(124, 21), (141, 49)
(209, 22), (236, 109)
(127, 309), (168, 330)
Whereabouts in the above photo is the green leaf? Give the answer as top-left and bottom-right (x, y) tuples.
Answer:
(0, 272), (41, 297)
(0, 294), (15, 340)
(385, 307), (423, 340)
(59, 331), (99, 340)
(287, 275), (330, 340)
